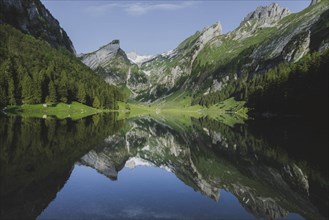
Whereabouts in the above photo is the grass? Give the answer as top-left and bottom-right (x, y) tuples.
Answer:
(4, 92), (248, 126)
(118, 90), (248, 127)
(4, 102), (102, 120)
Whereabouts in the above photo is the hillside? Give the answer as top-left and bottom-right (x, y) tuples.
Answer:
(0, 24), (123, 109)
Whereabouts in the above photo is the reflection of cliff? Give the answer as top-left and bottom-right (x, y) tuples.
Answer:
(0, 113), (123, 219)
(81, 116), (328, 220)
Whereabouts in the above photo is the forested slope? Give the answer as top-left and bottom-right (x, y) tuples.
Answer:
(0, 25), (123, 109)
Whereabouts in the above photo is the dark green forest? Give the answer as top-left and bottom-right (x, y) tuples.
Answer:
(0, 24), (124, 109)
(247, 50), (329, 118)
(194, 49), (329, 119)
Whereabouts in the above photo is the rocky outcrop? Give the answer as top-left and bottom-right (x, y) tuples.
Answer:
(79, 40), (150, 91)
(242, 3), (291, 27)
(281, 31), (311, 62)
(80, 40), (121, 70)
(0, 0), (75, 53)
(79, 40), (132, 85)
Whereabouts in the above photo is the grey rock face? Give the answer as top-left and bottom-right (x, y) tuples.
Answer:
(281, 31), (311, 62)
(0, 0), (75, 54)
(242, 3), (291, 26)
(80, 40), (121, 70)
(79, 40), (136, 86)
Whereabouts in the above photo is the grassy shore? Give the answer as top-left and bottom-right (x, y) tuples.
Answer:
(117, 91), (248, 126)
(3, 91), (248, 126)
(4, 102), (102, 120)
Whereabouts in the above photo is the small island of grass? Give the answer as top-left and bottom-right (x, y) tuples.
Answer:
(4, 102), (103, 120)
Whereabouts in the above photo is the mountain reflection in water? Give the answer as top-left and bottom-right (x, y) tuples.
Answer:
(0, 114), (327, 220)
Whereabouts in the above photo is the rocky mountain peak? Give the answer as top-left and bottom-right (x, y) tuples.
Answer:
(101, 39), (120, 54)
(79, 39), (123, 70)
(200, 21), (222, 43)
(242, 3), (291, 26)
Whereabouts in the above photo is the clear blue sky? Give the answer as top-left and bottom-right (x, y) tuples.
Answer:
(41, 0), (310, 55)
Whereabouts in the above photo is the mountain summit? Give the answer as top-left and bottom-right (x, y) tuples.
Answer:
(242, 3), (291, 26)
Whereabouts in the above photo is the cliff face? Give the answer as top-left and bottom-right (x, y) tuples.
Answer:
(242, 3), (291, 27)
(79, 40), (133, 85)
(0, 0), (75, 53)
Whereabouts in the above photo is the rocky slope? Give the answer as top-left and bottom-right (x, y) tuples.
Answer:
(79, 40), (130, 85)
(0, 0), (75, 54)
(81, 1), (328, 103)
(79, 40), (149, 95)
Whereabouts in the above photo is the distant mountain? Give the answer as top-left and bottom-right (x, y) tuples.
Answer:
(0, 0), (75, 54)
(82, 0), (329, 115)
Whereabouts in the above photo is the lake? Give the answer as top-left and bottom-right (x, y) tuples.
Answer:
(0, 113), (328, 219)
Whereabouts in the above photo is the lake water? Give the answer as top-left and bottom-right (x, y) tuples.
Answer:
(0, 113), (328, 219)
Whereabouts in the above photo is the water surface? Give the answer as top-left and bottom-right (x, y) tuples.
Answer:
(0, 114), (327, 219)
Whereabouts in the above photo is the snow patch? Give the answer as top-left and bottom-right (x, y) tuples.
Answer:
(160, 49), (176, 58)
(127, 52), (155, 66)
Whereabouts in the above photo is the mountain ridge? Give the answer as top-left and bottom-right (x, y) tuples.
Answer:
(81, 0), (328, 107)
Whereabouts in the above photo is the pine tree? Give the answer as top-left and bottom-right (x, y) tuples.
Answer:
(58, 71), (68, 103)
(77, 84), (86, 104)
(22, 75), (33, 104)
(7, 78), (16, 105)
(47, 80), (57, 103)
(92, 96), (101, 108)
(0, 85), (6, 106)
(32, 78), (42, 103)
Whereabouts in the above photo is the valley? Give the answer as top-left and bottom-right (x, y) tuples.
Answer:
(1, 0), (328, 122)
(0, 1), (328, 219)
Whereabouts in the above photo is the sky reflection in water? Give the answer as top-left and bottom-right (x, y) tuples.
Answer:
(38, 165), (303, 220)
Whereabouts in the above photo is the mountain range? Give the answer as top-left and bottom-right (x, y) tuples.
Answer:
(80, 1), (328, 104)
(0, 0), (328, 118)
